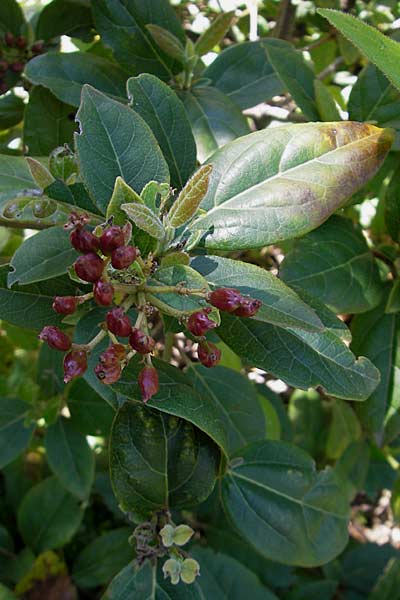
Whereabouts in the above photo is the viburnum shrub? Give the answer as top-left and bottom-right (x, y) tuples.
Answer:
(2, 0), (400, 598)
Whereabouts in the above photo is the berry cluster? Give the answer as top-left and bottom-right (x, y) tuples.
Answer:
(0, 32), (45, 94)
(38, 213), (262, 403)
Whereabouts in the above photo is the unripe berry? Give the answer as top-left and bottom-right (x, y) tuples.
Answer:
(10, 62), (24, 73)
(70, 227), (100, 253)
(106, 307), (132, 337)
(63, 350), (87, 383)
(129, 329), (155, 354)
(99, 226), (125, 255)
(39, 326), (71, 351)
(208, 288), (242, 312)
(99, 343), (126, 366)
(138, 365), (159, 402)
(197, 341), (221, 368)
(74, 252), (104, 283)
(187, 309), (217, 337)
(0, 60), (8, 72)
(95, 362), (121, 384)
(93, 280), (114, 306)
(31, 41), (44, 54)
(4, 32), (15, 47)
(15, 36), (27, 49)
(111, 245), (137, 269)
(52, 296), (79, 315)
(234, 297), (262, 318)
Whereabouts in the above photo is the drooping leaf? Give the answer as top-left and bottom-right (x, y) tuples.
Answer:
(0, 397), (34, 469)
(189, 122), (393, 250)
(222, 440), (349, 566)
(168, 164), (212, 227)
(23, 87), (76, 156)
(110, 402), (220, 521)
(8, 227), (79, 286)
(180, 86), (251, 163)
(121, 201), (165, 239)
(0, 93), (25, 130)
(194, 11), (236, 56)
(44, 417), (95, 500)
(127, 74), (196, 189)
(35, 0), (94, 41)
(75, 85), (169, 214)
(25, 53), (128, 107)
(203, 39), (286, 110)
(318, 9), (400, 93)
(280, 215), (383, 314)
(17, 477), (83, 553)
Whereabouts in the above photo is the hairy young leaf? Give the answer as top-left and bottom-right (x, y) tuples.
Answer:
(168, 165), (212, 227)
(128, 74), (196, 189)
(146, 24), (186, 63)
(195, 11), (236, 56)
(222, 440), (349, 566)
(190, 122), (393, 250)
(110, 402), (219, 520)
(280, 216), (383, 314)
(121, 202), (165, 239)
(8, 227), (79, 286)
(25, 53), (128, 107)
(0, 398), (34, 469)
(75, 86), (169, 214)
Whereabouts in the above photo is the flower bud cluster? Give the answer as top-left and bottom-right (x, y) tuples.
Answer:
(0, 32), (45, 95)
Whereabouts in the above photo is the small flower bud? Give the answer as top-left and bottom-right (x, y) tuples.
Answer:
(4, 32), (15, 47)
(74, 252), (104, 283)
(187, 309), (217, 337)
(63, 350), (88, 383)
(198, 341), (221, 368)
(138, 365), (159, 402)
(129, 328), (155, 354)
(111, 245), (137, 269)
(52, 296), (79, 315)
(39, 326), (71, 351)
(208, 288), (242, 312)
(94, 362), (121, 384)
(93, 280), (114, 306)
(99, 343), (126, 366)
(70, 227), (100, 253)
(106, 307), (132, 337)
(159, 524), (175, 548)
(173, 524), (195, 547)
(234, 297), (262, 317)
(10, 61), (24, 73)
(15, 36), (27, 49)
(31, 41), (44, 54)
(162, 558), (181, 586)
(99, 226), (125, 255)
(181, 558), (200, 584)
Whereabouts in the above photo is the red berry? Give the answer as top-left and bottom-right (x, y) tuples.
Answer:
(70, 227), (100, 253)
(15, 36), (27, 49)
(10, 62), (24, 73)
(93, 280), (114, 306)
(234, 297), (262, 318)
(187, 309), (217, 337)
(39, 326), (71, 351)
(52, 296), (79, 315)
(74, 253), (104, 283)
(4, 32), (14, 47)
(111, 246), (137, 269)
(106, 307), (132, 337)
(63, 350), (88, 383)
(31, 41), (44, 54)
(94, 362), (121, 384)
(138, 366), (159, 402)
(129, 329), (155, 354)
(198, 341), (221, 368)
(99, 343), (126, 366)
(208, 288), (242, 312)
(0, 60), (8, 72)
(99, 226), (125, 255)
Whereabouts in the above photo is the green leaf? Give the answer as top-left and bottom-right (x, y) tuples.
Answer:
(0, 397), (34, 469)
(44, 417), (95, 500)
(368, 559), (400, 599)
(288, 389), (328, 458)
(314, 80), (341, 121)
(186, 365), (265, 455)
(0, 265), (82, 330)
(68, 378), (115, 436)
(192, 254), (324, 331)
(326, 400), (362, 460)
(386, 279), (400, 314)
(146, 264), (209, 316)
(23, 87), (76, 156)
(217, 312), (380, 401)
(110, 402), (220, 521)
(72, 528), (134, 588)
(107, 176), (143, 226)
(8, 227), (79, 286)
(180, 86), (251, 163)
(385, 163), (400, 243)
(26, 157), (55, 189)
(280, 215), (383, 314)
(45, 180), (102, 217)
(0, 0), (25, 36)
(318, 9), (400, 93)
(127, 74), (196, 189)
(146, 24), (186, 63)
(348, 63), (400, 128)
(92, 0), (185, 78)
(121, 201), (165, 239)
(75, 85), (169, 214)
(203, 39), (286, 110)
(0, 93), (24, 130)
(35, 0), (94, 41)
(351, 297), (400, 435)
(195, 11), (236, 56)
(17, 476), (83, 553)
(0, 155), (39, 206)
(190, 122), (393, 250)
(25, 53), (128, 107)
(168, 164), (212, 227)
(222, 440), (349, 566)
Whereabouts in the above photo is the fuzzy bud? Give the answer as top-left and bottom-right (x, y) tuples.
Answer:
(138, 365), (159, 402)
(187, 308), (216, 337)
(39, 326), (71, 351)
(129, 329), (155, 354)
(63, 350), (88, 383)
(106, 307), (132, 337)
(52, 296), (79, 315)
(197, 341), (221, 368)
(208, 288), (242, 312)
